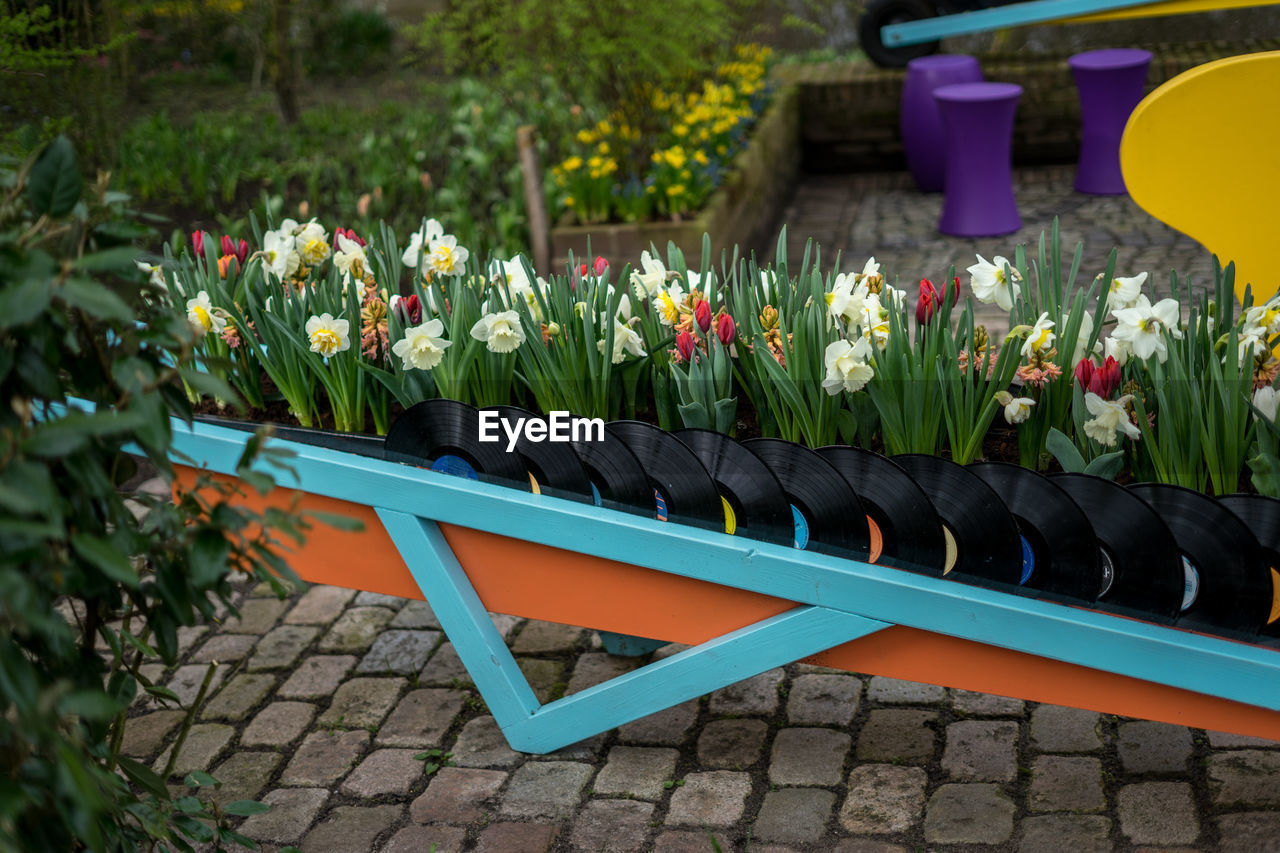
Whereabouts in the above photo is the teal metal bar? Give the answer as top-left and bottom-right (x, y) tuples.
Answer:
(882, 0), (1163, 46)
(169, 417), (1280, 716)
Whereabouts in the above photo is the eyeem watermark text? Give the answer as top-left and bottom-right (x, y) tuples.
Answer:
(478, 411), (604, 451)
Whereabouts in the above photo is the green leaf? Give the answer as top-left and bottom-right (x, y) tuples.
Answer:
(57, 689), (125, 721)
(188, 528), (230, 587)
(0, 277), (53, 329)
(27, 135), (82, 217)
(183, 770), (219, 788)
(1082, 450), (1125, 481)
(1045, 427), (1086, 474)
(59, 277), (137, 324)
(305, 510), (366, 533)
(118, 756), (170, 799)
(70, 532), (140, 587)
(222, 800), (271, 817)
(74, 247), (150, 272)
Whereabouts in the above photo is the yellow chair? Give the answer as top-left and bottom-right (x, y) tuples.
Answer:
(1120, 50), (1280, 304)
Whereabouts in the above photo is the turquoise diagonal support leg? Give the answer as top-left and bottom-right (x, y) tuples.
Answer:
(375, 508), (891, 754)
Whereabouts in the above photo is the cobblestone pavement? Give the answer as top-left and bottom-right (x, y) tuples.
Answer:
(774, 165), (1219, 329)
(121, 563), (1280, 853)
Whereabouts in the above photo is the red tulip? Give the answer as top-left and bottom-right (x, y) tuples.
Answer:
(694, 300), (712, 334)
(395, 294), (422, 325)
(592, 255), (609, 276)
(1091, 355), (1122, 398)
(1074, 357), (1094, 391)
(916, 278), (940, 325)
(716, 312), (736, 346)
(332, 227), (366, 250)
(191, 230), (207, 258)
(676, 329), (696, 362)
(221, 235), (249, 265)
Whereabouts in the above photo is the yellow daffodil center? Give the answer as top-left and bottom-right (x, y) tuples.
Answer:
(1030, 328), (1052, 352)
(192, 305), (212, 330)
(310, 328), (342, 355)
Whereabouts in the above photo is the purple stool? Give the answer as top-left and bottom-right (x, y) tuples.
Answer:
(900, 55), (984, 192)
(934, 82), (1023, 237)
(1069, 48), (1152, 195)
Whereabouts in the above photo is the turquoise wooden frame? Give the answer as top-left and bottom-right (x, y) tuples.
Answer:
(172, 415), (1280, 753)
(883, 0), (1182, 47)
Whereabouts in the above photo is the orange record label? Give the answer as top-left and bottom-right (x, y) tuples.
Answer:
(866, 516), (883, 563)
(528, 473), (541, 495)
(1270, 567), (1280, 625)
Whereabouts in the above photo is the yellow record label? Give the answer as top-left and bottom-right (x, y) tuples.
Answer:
(1270, 567), (1280, 625)
(528, 473), (541, 495)
(721, 496), (737, 536)
(942, 526), (958, 575)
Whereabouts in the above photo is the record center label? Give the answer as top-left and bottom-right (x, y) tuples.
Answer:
(1180, 555), (1200, 612)
(1270, 568), (1280, 625)
(791, 505), (810, 550)
(431, 454), (479, 480)
(1097, 548), (1116, 599)
(654, 489), (669, 522)
(1018, 535), (1035, 586)
(721, 497), (738, 536)
(866, 516), (883, 563)
(942, 526), (958, 575)
(590, 481), (603, 507)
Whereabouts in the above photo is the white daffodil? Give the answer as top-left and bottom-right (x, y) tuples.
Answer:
(333, 232), (368, 282)
(1106, 272), (1147, 311)
(1067, 311), (1094, 366)
(402, 219), (445, 269)
(655, 283), (688, 327)
(826, 272), (867, 329)
(135, 260), (167, 291)
(1247, 299), (1280, 337)
(295, 220), (330, 266)
(759, 269), (779, 301)
(598, 319), (646, 364)
(1111, 294), (1182, 362)
(629, 250), (668, 300)
(685, 269), (714, 291)
(1254, 385), (1280, 423)
(1239, 327), (1270, 362)
(185, 291), (225, 337)
(304, 313), (350, 357)
(967, 254), (1021, 312)
(1021, 312), (1056, 358)
(470, 310), (525, 353)
(821, 336), (875, 395)
(855, 256), (881, 281)
(1083, 392), (1141, 446)
(428, 235), (469, 277)
(860, 293), (891, 349)
(262, 228), (301, 281)
(392, 319), (451, 370)
(994, 390), (1035, 424)
(1093, 334), (1131, 367)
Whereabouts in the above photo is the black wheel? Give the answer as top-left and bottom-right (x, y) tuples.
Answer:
(858, 0), (940, 68)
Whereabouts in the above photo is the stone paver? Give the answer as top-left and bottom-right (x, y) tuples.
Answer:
(389, 599), (440, 629)
(191, 632), (257, 663)
(162, 663), (227, 708)
(200, 672), (275, 721)
(569, 799), (654, 852)
(517, 657), (564, 703)
(1118, 781), (1200, 845)
(285, 585), (356, 624)
(410, 766), (507, 824)
(942, 720), (1018, 782)
(924, 783), (1016, 845)
(1030, 704), (1103, 752)
(278, 654), (356, 699)
(855, 709), (937, 763)
(787, 673), (861, 725)
(866, 675), (946, 705)
(593, 745), (679, 800)
(666, 770), (752, 827)
(298, 803), (401, 853)
(1207, 729), (1280, 748)
(420, 642), (471, 685)
(1217, 812), (1280, 852)
(512, 619), (585, 653)
(239, 787), (329, 844)
(222, 597), (288, 634)
(839, 764), (928, 835)
(1029, 755), (1106, 812)
(474, 821), (558, 852)
(248, 624), (319, 671)
(241, 700), (317, 747)
(951, 688), (1025, 716)
(451, 715), (522, 768)
(153, 723), (233, 777)
(1019, 815), (1113, 853)
(617, 698), (699, 745)
(769, 726), (850, 786)
(317, 606), (395, 652)
(356, 628), (439, 674)
(1208, 749), (1280, 807)
(281, 730), (370, 786)
(754, 788), (836, 844)
(499, 760), (593, 819)
(120, 710), (185, 758)
(565, 652), (639, 694)
(384, 824), (468, 853)
(1117, 720), (1193, 774)
(697, 718), (768, 769)
(354, 591), (407, 609)
(377, 687), (467, 747)
(315, 676), (402, 728)
(340, 748), (424, 797)
(203, 751), (280, 806)
(708, 667), (784, 715)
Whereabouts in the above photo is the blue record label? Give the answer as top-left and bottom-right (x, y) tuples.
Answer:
(654, 488), (668, 522)
(590, 481), (603, 507)
(431, 454), (479, 480)
(1018, 535), (1035, 585)
(791, 504), (809, 550)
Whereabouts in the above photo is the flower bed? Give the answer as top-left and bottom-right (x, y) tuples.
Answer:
(147, 211), (1280, 498)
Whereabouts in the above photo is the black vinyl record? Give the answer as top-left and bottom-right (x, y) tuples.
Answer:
(969, 462), (1102, 602)
(607, 421), (726, 531)
(674, 429), (794, 546)
(892, 454), (1023, 586)
(195, 414), (386, 458)
(384, 399), (528, 486)
(818, 445), (947, 572)
(1128, 483), (1270, 637)
(480, 405), (593, 500)
(1050, 473), (1183, 620)
(569, 428), (654, 515)
(742, 438), (871, 558)
(1217, 493), (1280, 638)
